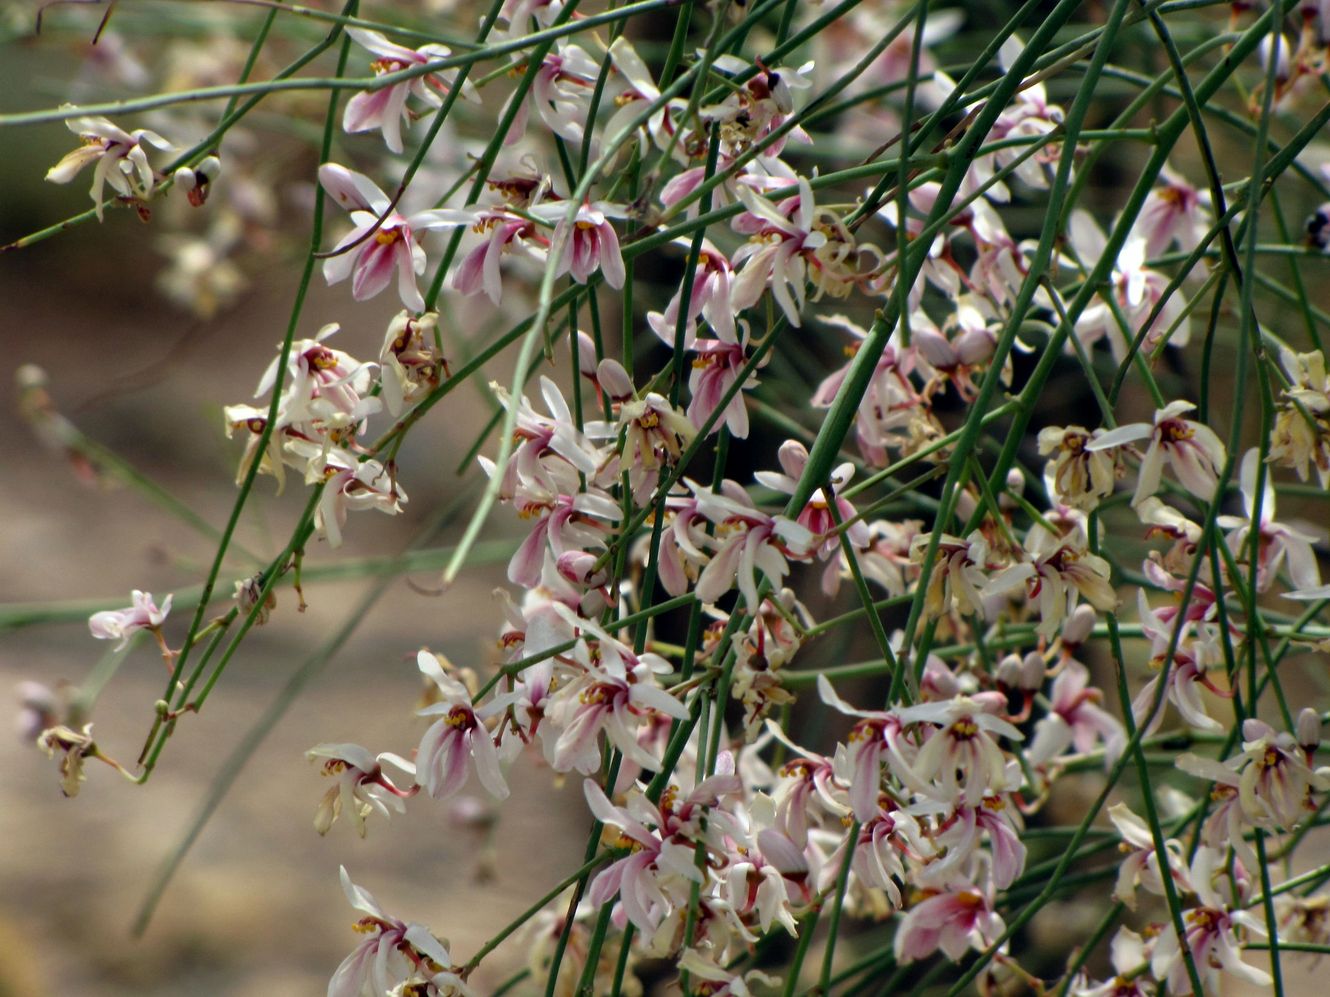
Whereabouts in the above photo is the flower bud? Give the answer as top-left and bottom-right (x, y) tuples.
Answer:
(1020, 651), (1048, 690)
(955, 326), (997, 366)
(557, 550), (607, 589)
(1258, 34), (1292, 84)
(175, 155), (221, 207)
(1241, 718), (1274, 744)
(920, 656), (961, 699)
(1298, 708), (1322, 753)
(777, 439), (810, 479)
(956, 489), (978, 522)
(576, 330), (598, 379)
(596, 358), (634, 401)
(1061, 604), (1097, 647)
(996, 654), (1024, 690)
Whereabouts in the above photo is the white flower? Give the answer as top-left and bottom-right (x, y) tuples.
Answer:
(1088, 401), (1226, 506)
(88, 590), (172, 649)
(319, 163), (473, 312)
(45, 111), (172, 219)
(306, 742), (416, 837)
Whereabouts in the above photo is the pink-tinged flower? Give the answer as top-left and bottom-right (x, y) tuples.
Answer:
(306, 742), (417, 838)
(1151, 848), (1272, 996)
(584, 360), (696, 503)
(893, 881), (1005, 964)
(89, 590), (172, 650)
(379, 310), (445, 417)
(1068, 927), (1155, 997)
(702, 57), (815, 157)
(846, 803), (931, 906)
(730, 177), (826, 326)
(343, 29), (478, 154)
(812, 315), (926, 467)
(1132, 588), (1228, 735)
(1178, 718), (1330, 832)
(484, 452), (619, 589)
(964, 199), (1040, 310)
(1133, 165), (1211, 258)
(506, 40), (601, 143)
(875, 182), (965, 308)
(644, 490), (713, 598)
(691, 481), (814, 611)
(909, 298), (1003, 401)
(291, 443), (407, 549)
(414, 651), (512, 800)
(253, 322), (380, 442)
(721, 830), (805, 937)
(1107, 802), (1190, 909)
(1067, 210), (1193, 361)
(982, 37), (1066, 192)
(758, 721), (847, 846)
(486, 376), (606, 499)
(319, 163), (471, 311)
(893, 695), (1023, 806)
(45, 111), (172, 219)
(929, 795), (1026, 890)
(1027, 660), (1126, 769)
(817, 675), (908, 822)
(1088, 401), (1226, 507)
(330, 868), (474, 997)
(1217, 448), (1322, 592)
(545, 610), (689, 774)
(603, 37), (686, 154)
(533, 200), (627, 288)
(450, 206), (545, 304)
(646, 239), (736, 344)
(841, 518), (922, 599)
(584, 774), (739, 936)
(686, 319), (761, 440)
(1000, 518), (1117, 639)
(757, 441), (862, 555)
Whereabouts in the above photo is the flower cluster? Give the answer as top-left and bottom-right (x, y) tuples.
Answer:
(18, 2), (1330, 995)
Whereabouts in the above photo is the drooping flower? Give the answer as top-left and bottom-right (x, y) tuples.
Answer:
(414, 651), (512, 801)
(1038, 425), (1119, 511)
(319, 163), (472, 311)
(343, 29), (478, 154)
(306, 742), (417, 838)
(37, 723), (99, 798)
(45, 111), (172, 219)
(329, 868), (474, 997)
(1268, 347), (1330, 487)
(1216, 448), (1321, 592)
(1150, 848), (1272, 996)
(1027, 660), (1126, 769)
(1088, 401), (1226, 507)
(533, 199), (628, 288)
(730, 177), (827, 326)
(894, 881), (1005, 964)
(88, 590), (172, 650)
